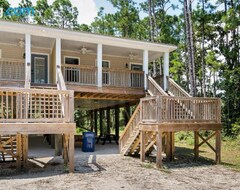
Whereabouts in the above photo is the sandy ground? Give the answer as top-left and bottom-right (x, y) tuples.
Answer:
(0, 136), (240, 190)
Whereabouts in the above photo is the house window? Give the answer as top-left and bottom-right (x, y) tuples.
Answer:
(64, 56), (80, 83)
(102, 60), (110, 85)
(65, 57), (79, 65)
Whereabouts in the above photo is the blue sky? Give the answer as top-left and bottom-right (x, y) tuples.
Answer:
(6, 0), (191, 24)
(94, 0), (184, 18)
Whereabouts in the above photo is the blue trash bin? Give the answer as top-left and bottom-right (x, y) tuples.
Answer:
(82, 132), (95, 152)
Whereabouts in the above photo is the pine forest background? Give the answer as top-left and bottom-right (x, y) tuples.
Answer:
(0, 0), (240, 138)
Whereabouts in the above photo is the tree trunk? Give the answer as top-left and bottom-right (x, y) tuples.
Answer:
(184, 0), (196, 96)
(201, 0), (206, 97)
(148, 0), (154, 41)
(151, 0), (157, 39)
(148, 0), (156, 76)
(213, 71), (216, 97)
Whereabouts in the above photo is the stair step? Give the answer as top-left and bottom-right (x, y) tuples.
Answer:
(0, 135), (17, 162)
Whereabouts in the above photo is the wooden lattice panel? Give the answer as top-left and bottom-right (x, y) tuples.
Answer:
(28, 93), (62, 119)
(0, 88), (73, 123)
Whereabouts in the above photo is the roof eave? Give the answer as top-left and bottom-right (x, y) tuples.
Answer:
(0, 20), (177, 53)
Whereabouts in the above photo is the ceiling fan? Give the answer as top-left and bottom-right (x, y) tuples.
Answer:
(129, 52), (138, 60)
(18, 38), (25, 48)
(80, 46), (93, 55)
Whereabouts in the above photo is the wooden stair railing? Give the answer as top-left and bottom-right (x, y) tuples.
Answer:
(57, 65), (67, 91)
(119, 77), (168, 155)
(169, 78), (191, 97)
(168, 78), (196, 118)
(120, 76), (221, 161)
(56, 65), (74, 121)
(148, 75), (168, 96)
(119, 104), (141, 155)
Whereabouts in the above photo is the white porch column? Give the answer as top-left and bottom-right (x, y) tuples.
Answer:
(143, 49), (149, 90)
(97, 44), (103, 88)
(163, 52), (169, 91)
(55, 38), (63, 156)
(56, 38), (61, 82)
(25, 34), (31, 86)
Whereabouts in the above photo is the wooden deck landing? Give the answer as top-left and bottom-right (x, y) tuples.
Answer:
(0, 123), (76, 172)
(69, 85), (145, 100)
(139, 123), (222, 132)
(119, 76), (222, 168)
(139, 123), (222, 168)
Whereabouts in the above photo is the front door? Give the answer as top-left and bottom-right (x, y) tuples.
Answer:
(131, 64), (143, 87)
(31, 54), (48, 84)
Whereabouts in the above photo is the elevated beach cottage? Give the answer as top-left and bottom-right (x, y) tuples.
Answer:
(0, 20), (221, 172)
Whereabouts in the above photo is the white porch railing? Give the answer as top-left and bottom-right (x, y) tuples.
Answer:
(0, 59), (25, 81)
(62, 64), (97, 85)
(61, 64), (144, 88)
(102, 68), (144, 88)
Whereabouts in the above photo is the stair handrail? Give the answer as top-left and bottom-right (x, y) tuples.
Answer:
(119, 104), (140, 153)
(56, 65), (74, 122)
(56, 65), (66, 91)
(169, 78), (191, 97)
(148, 75), (168, 96)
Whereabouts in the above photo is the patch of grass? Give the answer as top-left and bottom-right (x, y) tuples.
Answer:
(176, 134), (240, 171)
(142, 163), (154, 169)
(175, 131), (194, 145)
(158, 166), (171, 173)
(141, 163), (171, 173)
(63, 164), (69, 173)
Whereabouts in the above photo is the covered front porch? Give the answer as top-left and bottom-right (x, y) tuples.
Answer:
(0, 21), (175, 96)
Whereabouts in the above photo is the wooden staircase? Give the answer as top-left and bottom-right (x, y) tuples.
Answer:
(0, 135), (17, 162)
(120, 75), (221, 168)
(120, 76), (194, 157)
(120, 104), (141, 155)
(120, 76), (168, 156)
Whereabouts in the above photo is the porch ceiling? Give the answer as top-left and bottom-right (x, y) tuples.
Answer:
(0, 31), (55, 49)
(0, 30), (163, 61)
(0, 31), (24, 45)
(62, 39), (163, 61)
